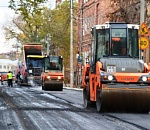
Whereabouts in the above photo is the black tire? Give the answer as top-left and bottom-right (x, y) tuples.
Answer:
(83, 82), (91, 108)
(138, 108), (149, 114)
(143, 110), (149, 114)
(42, 86), (44, 90)
(59, 86), (63, 91)
(96, 87), (102, 112)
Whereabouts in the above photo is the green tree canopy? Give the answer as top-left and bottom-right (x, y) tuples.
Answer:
(6, 0), (78, 68)
(8, 0), (48, 43)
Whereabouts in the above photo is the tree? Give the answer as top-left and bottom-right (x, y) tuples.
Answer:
(42, 0), (78, 67)
(108, 0), (150, 27)
(107, 0), (140, 24)
(6, 0), (78, 72)
(8, 0), (48, 43)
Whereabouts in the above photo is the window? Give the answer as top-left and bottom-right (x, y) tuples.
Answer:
(11, 66), (14, 69)
(27, 58), (43, 68)
(96, 29), (110, 60)
(128, 29), (139, 57)
(44, 57), (63, 71)
(111, 29), (127, 56)
(3, 65), (6, 69)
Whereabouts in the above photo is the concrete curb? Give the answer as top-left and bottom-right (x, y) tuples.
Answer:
(63, 84), (82, 91)
(63, 86), (82, 91)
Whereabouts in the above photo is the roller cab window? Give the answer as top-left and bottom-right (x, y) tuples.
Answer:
(44, 56), (63, 71)
(128, 29), (139, 57)
(111, 29), (127, 56)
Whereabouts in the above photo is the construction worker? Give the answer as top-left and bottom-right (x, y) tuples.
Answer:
(7, 71), (13, 87)
(0, 73), (3, 85)
(24, 69), (28, 83)
(29, 63), (33, 67)
(16, 71), (21, 83)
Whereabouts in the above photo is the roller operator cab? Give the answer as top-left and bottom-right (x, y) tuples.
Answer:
(82, 22), (150, 113)
(41, 55), (64, 91)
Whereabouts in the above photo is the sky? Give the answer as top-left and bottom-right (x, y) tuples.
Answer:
(0, 0), (16, 53)
(0, 0), (55, 54)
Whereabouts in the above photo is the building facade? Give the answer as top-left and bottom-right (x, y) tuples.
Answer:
(78, 0), (116, 64)
(77, 0), (150, 64)
(76, 0), (148, 86)
(0, 51), (20, 60)
(0, 59), (18, 75)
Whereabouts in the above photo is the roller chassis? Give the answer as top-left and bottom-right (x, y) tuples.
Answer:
(41, 55), (64, 91)
(42, 79), (63, 91)
(82, 63), (150, 113)
(81, 22), (150, 113)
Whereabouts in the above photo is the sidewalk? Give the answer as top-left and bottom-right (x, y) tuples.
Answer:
(63, 84), (82, 90)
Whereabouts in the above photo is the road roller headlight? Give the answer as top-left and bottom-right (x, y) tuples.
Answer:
(108, 75), (113, 81)
(58, 76), (61, 79)
(142, 76), (147, 82)
(29, 69), (32, 73)
(101, 72), (116, 82)
(47, 76), (51, 79)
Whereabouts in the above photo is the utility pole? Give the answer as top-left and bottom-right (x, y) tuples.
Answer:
(140, 0), (145, 60)
(79, 0), (84, 86)
(70, 0), (74, 88)
(140, 0), (145, 24)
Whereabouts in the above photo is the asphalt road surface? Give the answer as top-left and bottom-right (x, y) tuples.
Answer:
(0, 82), (150, 130)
